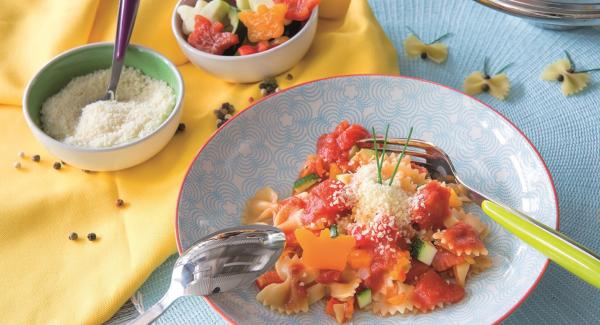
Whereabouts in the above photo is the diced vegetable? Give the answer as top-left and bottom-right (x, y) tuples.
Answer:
(255, 270), (283, 289)
(227, 6), (240, 33)
(356, 288), (372, 309)
(348, 249), (372, 269)
(249, 0), (274, 11)
(329, 163), (342, 180)
(453, 262), (470, 286)
(410, 238), (437, 266)
(239, 3), (287, 42)
(348, 145), (359, 159)
(449, 188), (462, 208)
(177, 0), (208, 34)
(274, 0), (320, 21)
(236, 0), (251, 10)
(329, 224), (338, 238)
(237, 44), (257, 55)
(293, 173), (319, 193)
(325, 297), (354, 324)
(295, 228), (355, 271)
(256, 40), (270, 52)
(336, 173), (352, 185)
(352, 148), (376, 164)
(187, 16), (240, 55)
(200, 0), (231, 23)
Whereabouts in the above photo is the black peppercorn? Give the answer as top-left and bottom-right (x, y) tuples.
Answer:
(177, 123), (186, 133)
(87, 233), (97, 241)
(420, 52), (427, 60)
(53, 162), (62, 170)
(482, 84), (490, 92)
(32, 154), (40, 162)
(69, 232), (78, 240)
(557, 74), (565, 82)
(484, 74), (491, 80)
(286, 73), (293, 80)
(116, 199), (124, 207)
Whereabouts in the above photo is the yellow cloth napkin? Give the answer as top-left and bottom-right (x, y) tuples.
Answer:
(0, 0), (398, 324)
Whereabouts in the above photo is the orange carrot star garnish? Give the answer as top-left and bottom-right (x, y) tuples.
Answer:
(295, 227), (356, 271)
(238, 4), (287, 42)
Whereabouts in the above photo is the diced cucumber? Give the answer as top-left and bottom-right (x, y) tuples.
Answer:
(329, 224), (338, 238)
(236, 0), (250, 10)
(200, 0), (230, 23)
(249, 0), (273, 11)
(293, 173), (319, 193)
(336, 173), (352, 185)
(227, 6), (240, 33)
(410, 238), (437, 266)
(356, 288), (372, 309)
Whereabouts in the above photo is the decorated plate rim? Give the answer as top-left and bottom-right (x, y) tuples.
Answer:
(174, 74), (560, 325)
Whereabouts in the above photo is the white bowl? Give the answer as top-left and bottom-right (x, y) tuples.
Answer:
(23, 43), (184, 172)
(172, 0), (318, 83)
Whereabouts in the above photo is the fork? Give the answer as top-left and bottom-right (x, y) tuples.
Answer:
(356, 137), (600, 288)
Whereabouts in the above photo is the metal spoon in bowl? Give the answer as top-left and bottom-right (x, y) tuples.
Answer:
(128, 225), (286, 325)
(101, 0), (140, 101)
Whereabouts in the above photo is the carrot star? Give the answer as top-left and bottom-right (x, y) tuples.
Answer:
(295, 227), (355, 271)
(239, 4), (287, 42)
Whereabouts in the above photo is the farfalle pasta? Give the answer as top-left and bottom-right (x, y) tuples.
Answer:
(249, 121), (491, 323)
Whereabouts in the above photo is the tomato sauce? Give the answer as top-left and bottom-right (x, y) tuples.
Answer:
(410, 181), (451, 230)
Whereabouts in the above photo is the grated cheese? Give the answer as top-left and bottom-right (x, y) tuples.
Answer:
(348, 161), (411, 227)
(41, 67), (175, 148)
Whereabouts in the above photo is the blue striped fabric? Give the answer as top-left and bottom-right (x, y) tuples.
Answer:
(133, 1), (600, 324)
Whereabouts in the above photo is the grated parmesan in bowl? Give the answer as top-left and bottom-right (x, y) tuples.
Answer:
(41, 67), (176, 148)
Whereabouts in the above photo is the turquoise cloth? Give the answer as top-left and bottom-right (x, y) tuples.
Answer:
(134, 0), (600, 323)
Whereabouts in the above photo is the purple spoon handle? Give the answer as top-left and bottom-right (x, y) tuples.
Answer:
(104, 0), (140, 100)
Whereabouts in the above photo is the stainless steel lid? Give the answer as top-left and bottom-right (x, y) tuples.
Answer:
(475, 0), (600, 28)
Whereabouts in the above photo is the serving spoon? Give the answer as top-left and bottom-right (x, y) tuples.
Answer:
(357, 137), (600, 288)
(128, 225), (286, 325)
(101, 0), (140, 101)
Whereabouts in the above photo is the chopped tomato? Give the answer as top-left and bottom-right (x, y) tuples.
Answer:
(348, 249), (373, 269)
(337, 124), (370, 151)
(302, 179), (350, 225)
(237, 45), (257, 56)
(274, 0), (320, 21)
(348, 215), (400, 249)
(316, 269), (342, 284)
(405, 260), (432, 285)
(325, 297), (354, 324)
(284, 230), (299, 247)
(315, 121), (369, 171)
(255, 270), (283, 289)
(432, 249), (465, 272)
(413, 270), (465, 312)
(257, 40), (270, 52)
(188, 16), (239, 55)
(410, 181), (451, 230)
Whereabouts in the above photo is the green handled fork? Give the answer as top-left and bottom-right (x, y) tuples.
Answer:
(357, 137), (600, 288)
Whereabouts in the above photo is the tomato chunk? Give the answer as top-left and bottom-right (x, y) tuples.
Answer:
(410, 181), (451, 230)
(413, 270), (465, 311)
(405, 260), (432, 285)
(188, 16), (239, 55)
(274, 0), (320, 21)
(315, 121), (369, 170)
(302, 179), (350, 225)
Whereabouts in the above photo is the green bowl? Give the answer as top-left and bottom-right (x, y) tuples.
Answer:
(23, 42), (184, 171)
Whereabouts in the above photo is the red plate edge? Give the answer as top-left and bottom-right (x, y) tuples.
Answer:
(173, 74), (560, 325)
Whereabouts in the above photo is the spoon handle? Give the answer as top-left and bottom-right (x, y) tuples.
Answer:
(128, 287), (180, 325)
(482, 200), (600, 288)
(107, 0), (140, 97)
